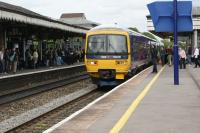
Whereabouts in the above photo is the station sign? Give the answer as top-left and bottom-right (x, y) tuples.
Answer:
(147, 1), (193, 32)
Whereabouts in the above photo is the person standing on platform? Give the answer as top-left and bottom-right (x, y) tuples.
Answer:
(45, 48), (50, 67)
(25, 49), (32, 69)
(10, 48), (18, 74)
(166, 47), (172, 66)
(187, 46), (192, 65)
(193, 47), (200, 68)
(151, 45), (158, 73)
(49, 48), (54, 66)
(0, 48), (4, 74)
(160, 47), (166, 66)
(179, 48), (186, 69)
(33, 49), (39, 69)
(4, 48), (10, 73)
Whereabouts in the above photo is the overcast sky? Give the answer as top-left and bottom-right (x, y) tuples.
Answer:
(1, 0), (200, 31)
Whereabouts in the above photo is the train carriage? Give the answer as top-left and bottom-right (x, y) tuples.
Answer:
(85, 25), (156, 87)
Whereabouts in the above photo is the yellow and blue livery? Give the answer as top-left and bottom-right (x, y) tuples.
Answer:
(85, 25), (156, 86)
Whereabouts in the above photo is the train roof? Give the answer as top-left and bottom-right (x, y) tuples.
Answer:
(89, 24), (126, 32)
(128, 29), (157, 42)
(90, 24), (160, 44)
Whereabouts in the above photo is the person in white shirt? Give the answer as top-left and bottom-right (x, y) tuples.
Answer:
(193, 47), (200, 68)
(33, 49), (39, 69)
(179, 48), (186, 69)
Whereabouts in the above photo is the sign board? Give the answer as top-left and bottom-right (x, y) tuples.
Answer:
(147, 1), (193, 32)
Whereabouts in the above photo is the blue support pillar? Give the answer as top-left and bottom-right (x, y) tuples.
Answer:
(173, 0), (179, 85)
(147, 1), (192, 85)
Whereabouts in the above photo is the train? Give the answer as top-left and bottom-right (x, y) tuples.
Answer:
(84, 25), (157, 87)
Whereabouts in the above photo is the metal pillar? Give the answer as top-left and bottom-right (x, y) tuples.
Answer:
(40, 41), (43, 61)
(4, 30), (7, 49)
(173, 0), (179, 85)
(193, 30), (198, 48)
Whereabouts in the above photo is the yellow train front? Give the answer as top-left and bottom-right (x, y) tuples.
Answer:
(84, 25), (155, 87)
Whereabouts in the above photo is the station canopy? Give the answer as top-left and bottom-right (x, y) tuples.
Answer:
(0, 1), (89, 34)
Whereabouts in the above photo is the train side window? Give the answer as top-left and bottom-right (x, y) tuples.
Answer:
(132, 37), (138, 61)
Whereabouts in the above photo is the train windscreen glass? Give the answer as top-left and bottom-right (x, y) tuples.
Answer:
(87, 35), (127, 54)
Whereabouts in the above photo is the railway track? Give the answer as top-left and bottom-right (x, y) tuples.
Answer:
(0, 72), (89, 105)
(7, 89), (108, 133)
(0, 65), (91, 133)
(0, 78), (96, 133)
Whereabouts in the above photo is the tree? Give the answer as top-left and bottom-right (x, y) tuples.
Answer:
(162, 39), (173, 48)
(179, 41), (186, 50)
(142, 32), (156, 40)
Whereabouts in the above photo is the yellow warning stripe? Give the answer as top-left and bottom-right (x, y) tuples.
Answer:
(109, 66), (165, 133)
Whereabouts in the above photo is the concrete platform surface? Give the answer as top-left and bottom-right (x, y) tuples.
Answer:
(46, 66), (200, 133)
(121, 66), (200, 133)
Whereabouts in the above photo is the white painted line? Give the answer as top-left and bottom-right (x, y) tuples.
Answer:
(0, 64), (84, 80)
(43, 66), (151, 133)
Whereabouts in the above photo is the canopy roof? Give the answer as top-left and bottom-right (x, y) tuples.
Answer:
(0, 1), (89, 34)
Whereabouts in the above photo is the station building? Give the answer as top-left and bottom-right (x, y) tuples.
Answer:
(59, 13), (99, 50)
(146, 7), (200, 49)
(60, 13), (99, 29)
(0, 1), (90, 62)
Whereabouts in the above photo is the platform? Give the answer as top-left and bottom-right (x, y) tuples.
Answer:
(0, 63), (83, 80)
(44, 65), (200, 133)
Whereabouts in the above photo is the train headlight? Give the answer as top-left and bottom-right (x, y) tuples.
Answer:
(87, 61), (98, 65)
(116, 60), (128, 65)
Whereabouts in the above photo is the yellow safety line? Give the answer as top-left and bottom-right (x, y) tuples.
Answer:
(109, 66), (165, 133)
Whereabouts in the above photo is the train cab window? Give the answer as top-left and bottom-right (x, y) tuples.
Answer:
(87, 35), (107, 53)
(87, 34), (127, 54)
(107, 35), (127, 53)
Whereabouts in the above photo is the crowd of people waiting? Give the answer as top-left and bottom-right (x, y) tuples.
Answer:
(0, 47), (84, 75)
(176, 46), (200, 69)
(1, 45), (200, 75)
(151, 46), (200, 73)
